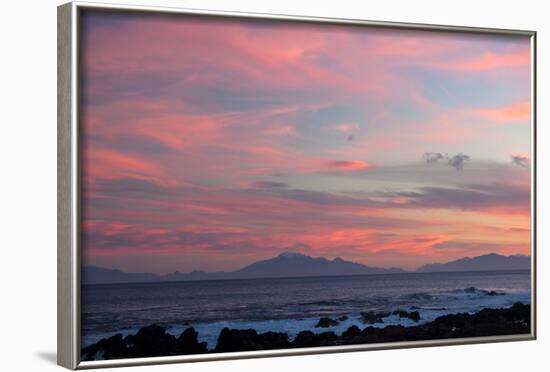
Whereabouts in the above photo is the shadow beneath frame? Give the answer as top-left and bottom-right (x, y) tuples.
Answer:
(35, 351), (57, 365)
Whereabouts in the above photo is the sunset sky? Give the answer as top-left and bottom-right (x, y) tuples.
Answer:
(80, 11), (532, 273)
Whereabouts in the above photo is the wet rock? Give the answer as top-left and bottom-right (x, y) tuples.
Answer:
(215, 328), (262, 352)
(342, 325), (361, 338)
(315, 317), (339, 328)
(81, 333), (128, 361)
(124, 325), (177, 358)
(360, 311), (390, 324)
(392, 310), (421, 322)
(82, 303), (531, 360)
(411, 306), (446, 311)
(214, 328), (290, 352)
(176, 327), (207, 354)
(428, 302), (530, 338)
(292, 331), (316, 348)
(292, 330), (337, 347)
(258, 331), (290, 349)
(312, 332), (338, 346)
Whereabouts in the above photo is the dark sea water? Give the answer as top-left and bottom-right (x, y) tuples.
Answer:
(81, 270), (530, 349)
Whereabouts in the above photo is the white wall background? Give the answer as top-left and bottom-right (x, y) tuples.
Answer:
(0, 0), (545, 370)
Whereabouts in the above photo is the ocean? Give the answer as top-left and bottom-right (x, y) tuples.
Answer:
(81, 270), (531, 350)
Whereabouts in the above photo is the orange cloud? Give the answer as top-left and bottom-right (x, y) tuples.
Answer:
(470, 100), (530, 123)
(436, 49), (530, 72)
(326, 160), (370, 171)
(83, 148), (166, 183)
(80, 12), (532, 272)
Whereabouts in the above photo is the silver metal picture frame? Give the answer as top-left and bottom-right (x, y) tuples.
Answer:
(58, 1), (537, 369)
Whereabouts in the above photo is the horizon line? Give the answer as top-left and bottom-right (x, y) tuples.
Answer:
(83, 251), (531, 277)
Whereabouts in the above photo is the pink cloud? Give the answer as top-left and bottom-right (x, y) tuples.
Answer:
(326, 160), (370, 171)
(335, 122), (360, 133)
(82, 148), (167, 184)
(470, 100), (530, 122)
(435, 49), (530, 72)
(80, 12), (532, 272)
(262, 125), (296, 136)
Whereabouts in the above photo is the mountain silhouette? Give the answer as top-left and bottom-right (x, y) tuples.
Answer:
(416, 253), (530, 273)
(82, 251), (404, 284)
(83, 252), (530, 284)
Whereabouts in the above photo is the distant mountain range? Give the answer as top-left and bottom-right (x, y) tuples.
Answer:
(83, 252), (531, 284)
(416, 253), (530, 273)
(82, 251), (404, 284)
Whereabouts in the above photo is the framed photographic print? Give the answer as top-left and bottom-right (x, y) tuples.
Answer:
(57, 1), (536, 369)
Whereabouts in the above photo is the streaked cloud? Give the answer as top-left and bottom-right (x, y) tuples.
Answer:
(423, 152), (445, 164)
(79, 11), (532, 272)
(335, 122), (360, 133)
(242, 181), (289, 189)
(470, 100), (530, 123)
(326, 160), (370, 171)
(511, 154), (530, 168)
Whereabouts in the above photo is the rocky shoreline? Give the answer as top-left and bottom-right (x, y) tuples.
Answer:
(81, 302), (530, 361)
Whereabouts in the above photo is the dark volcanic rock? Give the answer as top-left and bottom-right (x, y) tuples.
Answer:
(81, 325), (182, 361)
(292, 331), (316, 348)
(355, 303), (530, 344)
(81, 333), (128, 361)
(176, 327), (207, 354)
(124, 325), (177, 358)
(462, 287), (503, 297)
(314, 332), (338, 346)
(338, 315), (349, 321)
(259, 331), (291, 349)
(315, 317), (339, 328)
(215, 328), (262, 352)
(214, 328), (290, 352)
(411, 306), (447, 311)
(291, 331), (337, 347)
(342, 325), (361, 338)
(82, 303), (531, 360)
(392, 310), (421, 322)
(428, 302), (530, 338)
(360, 311), (390, 324)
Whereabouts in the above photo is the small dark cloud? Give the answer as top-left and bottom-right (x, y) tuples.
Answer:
(95, 177), (169, 194)
(422, 152), (470, 171)
(178, 231), (241, 245)
(177, 231), (262, 253)
(280, 189), (360, 206)
(422, 152), (444, 164)
(392, 182), (529, 212)
(245, 181), (289, 189)
(447, 153), (470, 171)
(81, 230), (139, 250)
(109, 134), (174, 155)
(374, 232), (400, 238)
(429, 240), (518, 252)
(511, 155), (530, 168)
(347, 134), (354, 141)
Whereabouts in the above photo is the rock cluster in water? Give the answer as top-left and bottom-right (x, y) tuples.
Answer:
(81, 302), (530, 361)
